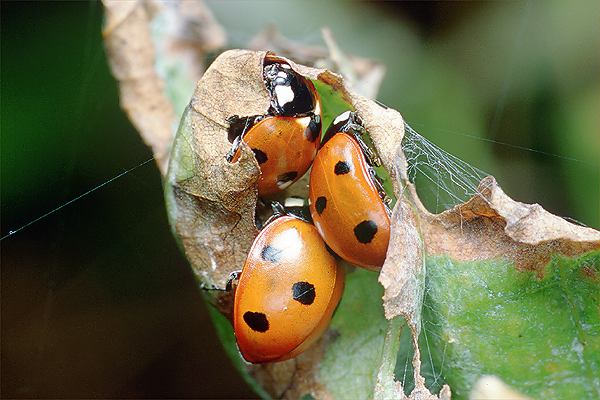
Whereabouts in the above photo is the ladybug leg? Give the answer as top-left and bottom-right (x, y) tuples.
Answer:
(254, 200), (287, 230)
(199, 283), (228, 292)
(348, 128), (383, 168)
(196, 271), (242, 292)
(257, 200), (312, 229)
(368, 168), (393, 213)
(226, 115), (264, 141)
(269, 200), (287, 216)
(225, 135), (243, 162)
(225, 115), (264, 162)
(225, 271), (242, 292)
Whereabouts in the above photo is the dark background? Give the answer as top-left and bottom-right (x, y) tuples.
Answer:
(2, 1), (598, 398)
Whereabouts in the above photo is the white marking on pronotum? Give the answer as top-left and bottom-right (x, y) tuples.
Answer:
(284, 197), (304, 208)
(333, 110), (351, 125)
(274, 85), (295, 108)
(314, 97), (321, 115)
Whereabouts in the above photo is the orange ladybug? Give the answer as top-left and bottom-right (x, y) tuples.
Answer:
(233, 214), (344, 363)
(308, 112), (390, 270)
(229, 59), (321, 196)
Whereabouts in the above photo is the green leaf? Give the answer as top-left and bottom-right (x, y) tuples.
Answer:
(319, 269), (389, 399)
(421, 251), (600, 399)
(312, 79), (353, 134)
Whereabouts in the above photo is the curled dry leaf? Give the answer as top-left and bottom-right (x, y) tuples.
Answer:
(165, 49), (452, 399)
(103, 0), (225, 175)
(166, 50), (264, 296)
(410, 175), (600, 274)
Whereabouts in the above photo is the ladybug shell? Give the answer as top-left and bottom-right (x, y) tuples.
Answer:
(309, 133), (390, 270)
(233, 216), (344, 363)
(232, 115), (320, 196)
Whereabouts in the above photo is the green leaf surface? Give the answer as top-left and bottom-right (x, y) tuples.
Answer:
(312, 80), (353, 136)
(421, 251), (600, 399)
(319, 269), (389, 399)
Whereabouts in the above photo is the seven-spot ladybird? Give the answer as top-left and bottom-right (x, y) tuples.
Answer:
(233, 214), (344, 363)
(308, 112), (390, 270)
(229, 58), (322, 196)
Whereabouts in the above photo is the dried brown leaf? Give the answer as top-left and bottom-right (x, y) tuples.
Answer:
(409, 176), (600, 274)
(168, 50), (265, 292)
(103, 0), (225, 175)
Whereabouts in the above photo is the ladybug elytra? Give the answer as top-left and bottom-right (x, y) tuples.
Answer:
(309, 111), (391, 270)
(233, 214), (344, 363)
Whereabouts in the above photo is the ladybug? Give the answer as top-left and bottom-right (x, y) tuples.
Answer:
(308, 111), (391, 270)
(233, 212), (344, 363)
(228, 57), (322, 196)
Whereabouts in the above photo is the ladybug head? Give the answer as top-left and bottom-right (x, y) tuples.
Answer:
(263, 60), (316, 117)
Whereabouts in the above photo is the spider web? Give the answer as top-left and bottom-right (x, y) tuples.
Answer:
(393, 122), (494, 395)
(402, 123), (490, 214)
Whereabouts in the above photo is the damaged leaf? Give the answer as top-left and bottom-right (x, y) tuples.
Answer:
(103, 4), (600, 397)
(103, 0), (225, 175)
(414, 176), (600, 272)
(422, 251), (600, 399)
(165, 50), (265, 293)
(164, 49), (599, 399)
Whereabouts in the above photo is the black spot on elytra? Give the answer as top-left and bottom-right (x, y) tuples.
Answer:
(354, 220), (378, 244)
(292, 281), (315, 305)
(252, 148), (268, 164)
(305, 116), (321, 142)
(261, 245), (283, 263)
(277, 171), (298, 186)
(334, 161), (351, 175)
(315, 196), (327, 215)
(243, 311), (269, 332)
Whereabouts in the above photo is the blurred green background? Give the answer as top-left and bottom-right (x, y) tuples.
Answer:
(2, 1), (598, 398)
